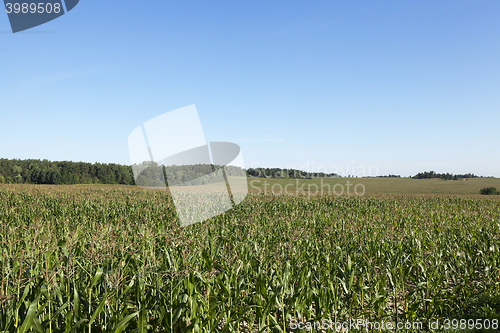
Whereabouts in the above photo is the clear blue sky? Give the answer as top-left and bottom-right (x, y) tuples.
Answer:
(1, 1), (499, 177)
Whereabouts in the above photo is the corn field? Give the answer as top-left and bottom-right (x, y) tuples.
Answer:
(1, 185), (500, 332)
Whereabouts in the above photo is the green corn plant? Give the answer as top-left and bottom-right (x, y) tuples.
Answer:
(0, 185), (500, 332)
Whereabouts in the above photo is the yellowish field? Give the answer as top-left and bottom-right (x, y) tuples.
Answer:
(247, 177), (500, 196)
(2, 177), (499, 198)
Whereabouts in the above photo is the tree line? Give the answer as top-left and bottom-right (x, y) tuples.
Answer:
(412, 171), (478, 180)
(0, 159), (484, 185)
(0, 159), (247, 186)
(246, 167), (338, 179)
(133, 162), (246, 187)
(0, 159), (135, 185)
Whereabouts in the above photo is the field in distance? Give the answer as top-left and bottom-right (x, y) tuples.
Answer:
(4, 176), (499, 197)
(247, 176), (500, 196)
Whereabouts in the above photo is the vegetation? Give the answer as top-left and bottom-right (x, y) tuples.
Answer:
(248, 176), (500, 196)
(0, 159), (245, 187)
(0, 159), (134, 185)
(480, 187), (500, 195)
(246, 168), (338, 179)
(1, 159), (323, 186)
(1, 159), (488, 187)
(412, 171), (478, 181)
(0, 184), (499, 332)
(134, 162), (246, 187)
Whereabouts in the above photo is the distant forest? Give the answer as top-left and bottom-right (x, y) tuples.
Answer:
(0, 159), (341, 185)
(133, 162), (246, 187)
(0, 159), (135, 185)
(0, 159), (484, 185)
(412, 171), (478, 180)
(0, 159), (247, 186)
(246, 167), (338, 179)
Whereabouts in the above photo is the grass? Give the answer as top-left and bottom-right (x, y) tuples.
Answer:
(0, 183), (499, 332)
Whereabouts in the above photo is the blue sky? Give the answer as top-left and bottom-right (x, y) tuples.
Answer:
(1, 0), (499, 177)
